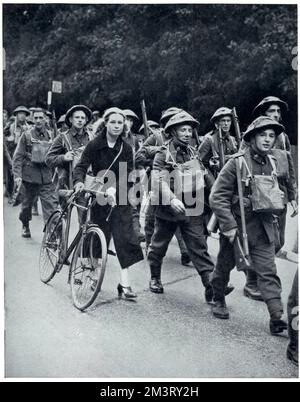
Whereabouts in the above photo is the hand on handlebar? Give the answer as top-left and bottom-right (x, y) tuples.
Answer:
(106, 187), (116, 207)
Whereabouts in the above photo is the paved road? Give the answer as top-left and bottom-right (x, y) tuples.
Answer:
(4, 200), (298, 379)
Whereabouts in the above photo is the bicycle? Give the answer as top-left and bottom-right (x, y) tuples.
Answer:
(39, 187), (108, 311)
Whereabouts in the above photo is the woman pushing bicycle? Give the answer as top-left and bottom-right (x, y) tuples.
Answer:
(73, 107), (144, 300)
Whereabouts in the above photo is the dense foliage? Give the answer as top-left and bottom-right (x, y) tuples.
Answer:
(3, 4), (297, 142)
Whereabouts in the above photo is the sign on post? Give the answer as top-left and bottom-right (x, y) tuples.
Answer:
(52, 80), (62, 94)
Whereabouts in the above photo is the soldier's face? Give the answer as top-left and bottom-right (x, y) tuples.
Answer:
(17, 112), (27, 123)
(254, 129), (276, 153)
(70, 111), (87, 129)
(33, 112), (46, 129)
(217, 116), (232, 133)
(265, 104), (281, 122)
(106, 113), (125, 138)
(174, 124), (193, 144)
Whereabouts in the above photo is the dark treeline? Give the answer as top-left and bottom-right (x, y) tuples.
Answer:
(3, 4), (298, 143)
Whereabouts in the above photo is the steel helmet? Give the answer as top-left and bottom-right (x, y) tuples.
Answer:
(13, 106), (30, 116)
(65, 105), (93, 127)
(210, 107), (232, 123)
(243, 116), (284, 142)
(139, 120), (160, 134)
(164, 112), (199, 134)
(160, 107), (184, 126)
(252, 96), (289, 116)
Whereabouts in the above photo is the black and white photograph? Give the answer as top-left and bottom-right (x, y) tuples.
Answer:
(1, 1), (299, 382)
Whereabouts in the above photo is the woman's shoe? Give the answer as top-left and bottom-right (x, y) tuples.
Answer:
(117, 284), (137, 301)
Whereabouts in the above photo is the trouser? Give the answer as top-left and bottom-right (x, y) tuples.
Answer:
(4, 163), (14, 198)
(145, 203), (188, 254)
(19, 181), (58, 225)
(277, 206), (287, 250)
(287, 271), (298, 354)
(212, 234), (283, 319)
(148, 216), (214, 279)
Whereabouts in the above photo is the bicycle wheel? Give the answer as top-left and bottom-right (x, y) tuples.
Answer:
(39, 211), (65, 283)
(70, 226), (107, 311)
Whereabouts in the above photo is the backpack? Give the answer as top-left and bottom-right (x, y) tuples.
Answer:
(237, 153), (285, 214)
(25, 130), (52, 164)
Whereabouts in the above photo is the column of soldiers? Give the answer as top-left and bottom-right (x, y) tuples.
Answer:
(2, 96), (298, 366)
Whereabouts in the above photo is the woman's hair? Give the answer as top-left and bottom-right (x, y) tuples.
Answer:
(105, 112), (127, 137)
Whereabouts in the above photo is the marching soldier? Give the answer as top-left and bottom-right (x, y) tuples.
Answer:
(4, 106), (31, 197)
(209, 116), (289, 336)
(45, 104), (93, 219)
(123, 109), (145, 242)
(135, 108), (191, 265)
(199, 107), (238, 177)
(12, 108), (58, 238)
(252, 96), (297, 253)
(242, 97), (298, 301)
(147, 111), (215, 300)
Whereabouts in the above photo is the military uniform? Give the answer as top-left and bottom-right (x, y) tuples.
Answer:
(12, 125), (58, 228)
(147, 112), (215, 298)
(209, 116), (288, 333)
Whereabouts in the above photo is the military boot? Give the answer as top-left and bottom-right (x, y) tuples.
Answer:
(201, 271), (214, 304)
(244, 270), (263, 301)
(149, 278), (164, 294)
(270, 319), (288, 336)
(212, 300), (230, 320)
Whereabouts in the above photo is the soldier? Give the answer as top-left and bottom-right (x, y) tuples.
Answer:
(241, 97), (298, 301)
(252, 96), (297, 254)
(45, 105), (93, 218)
(135, 108), (191, 266)
(73, 107), (144, 300)
(3, 109), (13, 202)
(12, 108), (58, 238)
(4, 105), (30, 170)
(147, 111), (215, 300)
(209, 116), (289, 336)
(123, 109), (145, 242)
(199, 107), (238, 178)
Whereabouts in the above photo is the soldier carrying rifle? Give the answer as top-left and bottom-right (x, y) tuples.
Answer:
(209, 116), (290, 336)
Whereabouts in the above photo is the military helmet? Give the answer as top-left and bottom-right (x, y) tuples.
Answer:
(13, 106), (30, 116)
(243, 116), (284, 142)
(92, 110), (100, 116)
(252, 96), (289, 116)
(65, 105), (93, 127)
(139, 120), (160, 134)
(210, 107), (232, 123)
(123, 109), (139, 121)
(160, 107), (184, 126)
(103, 107), (126, 122)
(164, 112), (199, 133)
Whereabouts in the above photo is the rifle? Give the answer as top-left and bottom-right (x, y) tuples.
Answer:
(140, 99), (150, 138)
(234, 157), (251, 270)
(207, 126), (226, 235)
(232, 107), (241, 149)
(218, 126), (226, 169)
